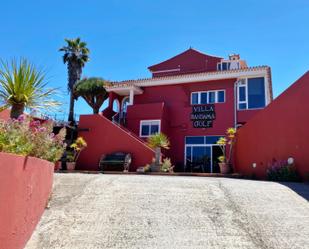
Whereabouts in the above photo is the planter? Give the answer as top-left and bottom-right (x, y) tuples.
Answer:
(66, 162), (76, 171)
(0, 152), (54, 249)
(150, 164), (160, 172)
(219, 163), (231, 174)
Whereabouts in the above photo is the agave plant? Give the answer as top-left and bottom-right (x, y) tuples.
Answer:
(59, 37), (89, 123)
(0, 59), (59, 119)
(74, 77), (109, 114)
(147, 132), (170, 171)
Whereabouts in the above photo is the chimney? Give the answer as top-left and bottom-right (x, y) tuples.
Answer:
(229, 54), (240, 61)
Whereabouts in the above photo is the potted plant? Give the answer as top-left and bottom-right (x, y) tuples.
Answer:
(216, 127), (236, 174)
(161, 158), (174, 173)
(147, 133), (170, 172)
(65, 137), (87, 170)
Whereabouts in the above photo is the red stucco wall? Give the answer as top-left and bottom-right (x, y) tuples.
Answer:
(234, 71), (309, 180)
(0, 152), (54, 249)
(77, 114), (155, 171)
(0, 109), (11, 121)
(130, 79), (237, 164)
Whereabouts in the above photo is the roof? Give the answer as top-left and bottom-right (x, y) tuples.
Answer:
(147, 48), (223, 77)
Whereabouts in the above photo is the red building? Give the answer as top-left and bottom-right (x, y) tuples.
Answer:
(78, 48), (273, 172)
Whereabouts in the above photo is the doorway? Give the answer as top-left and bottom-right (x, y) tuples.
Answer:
(184, 136), (223, 173)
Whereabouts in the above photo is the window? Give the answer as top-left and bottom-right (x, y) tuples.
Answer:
(239, 86), (246, 102)
(185, 136), (205, 144)
(217, 91), (225, 103)
(191, 90), (225, 105)
(140, 120), (160, 137)
(208, 91), (216, 103)
(222, 62), (230, 71)
(200, 92), (208, 104)
(191, 93), (199, 104)
(237, 77), (266, 110)
(248, 77), (265, 108)
(185, 136), (222, 145)
(217, 62), (231, 71)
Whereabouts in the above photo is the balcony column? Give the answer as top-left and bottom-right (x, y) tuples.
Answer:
(129, 88), (134, 105)
(108, 92), (114, 109)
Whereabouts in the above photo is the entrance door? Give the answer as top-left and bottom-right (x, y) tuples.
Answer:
(191, 146), (211, 173)
(185, 136), (223, 173)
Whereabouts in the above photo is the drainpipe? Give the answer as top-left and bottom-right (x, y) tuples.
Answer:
(234, 79), (238, 128)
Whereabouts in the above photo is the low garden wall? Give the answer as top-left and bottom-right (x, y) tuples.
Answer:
(0, 152), (54, 249)
(234, 71), (309, 180)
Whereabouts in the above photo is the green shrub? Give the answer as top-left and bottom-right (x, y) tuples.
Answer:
(266, 159), (300, 182)
(161, 158), (174, 173)
(0, 115), (66, 162)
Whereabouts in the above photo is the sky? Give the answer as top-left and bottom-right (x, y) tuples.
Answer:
(0, 0), (308, 119)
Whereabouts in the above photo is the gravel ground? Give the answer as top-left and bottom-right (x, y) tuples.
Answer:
(26, 174), (309, 249)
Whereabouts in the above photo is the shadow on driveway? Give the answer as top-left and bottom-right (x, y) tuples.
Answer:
(280, 182), (309, 201)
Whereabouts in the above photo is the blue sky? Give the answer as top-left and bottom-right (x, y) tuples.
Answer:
(1, 0), (308, 118)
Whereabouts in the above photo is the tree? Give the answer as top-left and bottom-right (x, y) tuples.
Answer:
(0, 59), (59, 119)
(59, 37), (89, 123)
(74, 77), (109, 114)
(147, 132), (170, 171)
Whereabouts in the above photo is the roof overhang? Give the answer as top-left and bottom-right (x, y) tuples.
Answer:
(108, 66), (270, 89)
(106, 85), (143, 96)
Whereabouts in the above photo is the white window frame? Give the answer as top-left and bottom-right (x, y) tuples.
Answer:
(139, 120), (161, 137)
(217, 61), (231, 71)
(237, 80), (248, 110)
(190, 90), (226, 105)
(237, 77), (267, 111)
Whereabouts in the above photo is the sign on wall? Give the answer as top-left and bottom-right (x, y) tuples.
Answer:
(191, 105), (216, 128)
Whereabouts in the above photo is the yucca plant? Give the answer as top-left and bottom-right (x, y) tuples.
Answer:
(147, 132), (170, 171)
(0, 59), (59, 119)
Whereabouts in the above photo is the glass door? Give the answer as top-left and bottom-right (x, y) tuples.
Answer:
(185, 146), (212, 173)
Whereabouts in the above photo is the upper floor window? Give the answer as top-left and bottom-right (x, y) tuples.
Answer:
(217, 62), (231, 71)
(238, 77), (266, 110)
(140, 120), (160, 137)
(191, 90), (225, 105)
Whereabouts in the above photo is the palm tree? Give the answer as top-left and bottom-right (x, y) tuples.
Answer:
(74, 77), (109, 114)
(0, 59), (59, 119)
(147, 132), (170, 171)
(59, 38), (89, 123)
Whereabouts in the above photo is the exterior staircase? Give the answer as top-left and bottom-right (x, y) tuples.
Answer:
(77, 114), (155, 171)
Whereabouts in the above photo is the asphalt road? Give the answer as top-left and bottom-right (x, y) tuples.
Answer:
(26, 174), (309, 249)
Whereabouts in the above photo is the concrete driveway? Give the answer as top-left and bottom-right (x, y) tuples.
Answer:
(26, 174), (309, 249)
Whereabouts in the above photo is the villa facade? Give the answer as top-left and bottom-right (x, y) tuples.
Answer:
(78, 48), (273, 172)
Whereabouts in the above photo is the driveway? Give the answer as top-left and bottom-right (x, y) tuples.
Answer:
(26, 174), (309, 249)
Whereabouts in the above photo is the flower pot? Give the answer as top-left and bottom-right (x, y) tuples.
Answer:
(150, 163), (160, 172)
(54, 161), (61, 171)
(219, 163), (230, 174)
(66, 162), (76, 171)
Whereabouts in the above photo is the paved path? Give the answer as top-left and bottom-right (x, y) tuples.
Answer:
(26, 174), (309, 249)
